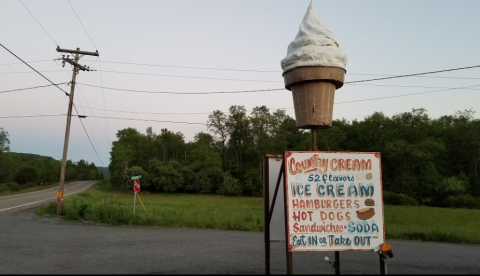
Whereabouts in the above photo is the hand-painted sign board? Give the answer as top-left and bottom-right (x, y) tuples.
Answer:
(284, 151), (385, 252)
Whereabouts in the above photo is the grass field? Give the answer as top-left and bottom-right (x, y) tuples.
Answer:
(36, 180), (480, 245)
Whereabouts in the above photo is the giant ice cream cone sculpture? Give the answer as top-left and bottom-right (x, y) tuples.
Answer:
(281, 1), (347, 129)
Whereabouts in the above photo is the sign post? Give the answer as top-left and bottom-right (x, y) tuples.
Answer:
(132, 176), (141, 215)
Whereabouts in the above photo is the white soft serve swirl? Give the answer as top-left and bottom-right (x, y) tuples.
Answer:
(281, 1), (347, 73)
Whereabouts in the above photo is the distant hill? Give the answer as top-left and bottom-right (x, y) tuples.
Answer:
(16, 152), (56, 162)
(97, 166), (110, 177)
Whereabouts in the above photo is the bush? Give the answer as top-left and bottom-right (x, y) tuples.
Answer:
(445, 195), (480, 209)
(0, 183), (8, 193)
(383, 191), (419, 206)
(6, 182), (21, 191)
(217, 173), (242, 196)
(36, 202), (57, 216)
(20, 182), (36, 189)
(63, 199), (89, 220)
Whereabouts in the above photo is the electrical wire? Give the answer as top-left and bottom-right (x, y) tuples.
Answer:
(67, 0), (97, 50)
(0, 70), (68, 74)
(86, 60), (279, 73)
(349, 83), (480, 90)
(0, 59), (54, 67)
(77, 83), (283, 94)
(78, 115), (207, 125)
(75, 105), (210, 115)
(64, 67), (107, 167)
(335, 84), (480, 105)
(18, 0), (58, 47)
(0, 44), (105, 167)
(349, 73), (480, 81)
(98, 69), (280, 82)
(345, 65), (480, 84)
(4, 79), (478, 123)
(3, 66), (480, 84)
(0, 44), (70, 96)
(72, 104), (106, 166)
(0, 83), (65, 94)
(0, 114), (66, 119)
(0, 113), (207, 127)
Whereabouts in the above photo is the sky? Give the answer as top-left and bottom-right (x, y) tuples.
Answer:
(1, 0), (480, 167)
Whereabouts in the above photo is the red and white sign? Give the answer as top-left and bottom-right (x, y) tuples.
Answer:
(134, 178), (140, 192)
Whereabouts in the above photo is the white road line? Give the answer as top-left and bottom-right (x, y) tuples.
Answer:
(0, 180), (98, 213)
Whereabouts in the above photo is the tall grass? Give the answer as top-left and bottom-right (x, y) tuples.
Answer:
(36, 181), (480, 244)
(38, 185), (263, 231)
(384, 205), (480, 244)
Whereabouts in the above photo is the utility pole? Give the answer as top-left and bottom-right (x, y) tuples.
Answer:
(56, 46), (99, 215)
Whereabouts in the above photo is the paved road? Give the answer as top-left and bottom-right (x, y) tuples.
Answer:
(0, 185), (479, 274)
(0, 180), (98, 214)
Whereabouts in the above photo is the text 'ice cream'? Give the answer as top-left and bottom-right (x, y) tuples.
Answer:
(281, 1), (347, 73)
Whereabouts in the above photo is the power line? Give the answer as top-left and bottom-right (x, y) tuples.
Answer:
(4, 79), (480, 97)
(345, 65), (480, 84)
(76, 105), (210, 115)
(349, 83), (480, 90)
(69, 67), (132, 185)
(0, 83), (66, 94)
(82, 60), (480, 81)
(0, 114), (66, 119)
(78, 115), (207, 125)
(67, 69), (107, 167)
(2, 56), (480, 82)
(0, 59), (54, 67)
(78, 82), (480, 95)
(3, 66), (480, 84)
(73, 104), (106, 166)
(67, 0), (97, 50)
(60, 64), (480, 84)
(3, 81), (478, 121)
(0, 44), (70, 96)
(85, 60), (279, 73)
(335, 84), (480, 105)
(0, 113), (208, 125)
(350, 73), (480, 81)
(18, 0), (58, 47)
(77, 83), (283, 94)
(75, 83), (480, 115)
(0, 70), (68, 74)
(99, 69), (280, 82)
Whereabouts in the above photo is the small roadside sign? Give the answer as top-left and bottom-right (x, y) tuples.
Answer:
(131, 175), (142, 180)
(134, 178), (140, 193)
(57, 190), (62, 198)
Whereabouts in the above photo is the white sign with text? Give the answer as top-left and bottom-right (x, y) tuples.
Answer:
(284, 151), (385, 252)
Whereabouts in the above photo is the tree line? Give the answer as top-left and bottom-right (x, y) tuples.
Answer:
(108, 106), (480, 209)
(0, 127), (103, 192)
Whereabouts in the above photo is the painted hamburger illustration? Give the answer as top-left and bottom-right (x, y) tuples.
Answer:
(365, 198), (375, 206)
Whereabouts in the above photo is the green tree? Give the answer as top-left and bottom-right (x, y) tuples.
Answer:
(207, 110), (229, 171)
(0, 128), (11, 182)
(226, 105), (250, 173)
(147, 159), (184, 192)
(15, 166), (37, 185)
